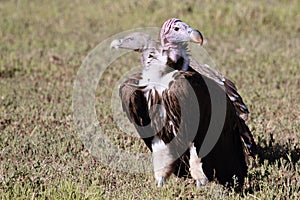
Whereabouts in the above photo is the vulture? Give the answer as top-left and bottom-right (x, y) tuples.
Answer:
(111, 18), (256, 188)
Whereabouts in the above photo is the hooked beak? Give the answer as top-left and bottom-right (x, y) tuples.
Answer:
(190, 30), (203, 45)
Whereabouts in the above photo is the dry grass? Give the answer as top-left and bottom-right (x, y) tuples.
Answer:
(0, 0), (299, 199)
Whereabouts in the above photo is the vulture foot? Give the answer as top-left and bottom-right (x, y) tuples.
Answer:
(189, 144), (209, 187)
(196, 178), (209, 188)
(157, 176), (164, 187)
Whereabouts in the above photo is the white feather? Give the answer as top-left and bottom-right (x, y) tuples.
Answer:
(152, 136), (174, 183)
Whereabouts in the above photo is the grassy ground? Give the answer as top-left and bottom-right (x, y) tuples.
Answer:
(0, 0), (300, 199)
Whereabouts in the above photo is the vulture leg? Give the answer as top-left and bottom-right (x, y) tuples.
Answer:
(152, 136), (176, 187)
(189, 143), (209, 187)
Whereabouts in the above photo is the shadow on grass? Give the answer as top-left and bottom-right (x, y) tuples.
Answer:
(244, 133), (300, 195)
(256, 133), (300, 166)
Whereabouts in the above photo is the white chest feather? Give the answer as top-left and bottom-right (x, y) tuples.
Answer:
(139, 63), (177, 96)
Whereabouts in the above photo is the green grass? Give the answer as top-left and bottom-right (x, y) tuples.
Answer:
(0, 0), (300, 199)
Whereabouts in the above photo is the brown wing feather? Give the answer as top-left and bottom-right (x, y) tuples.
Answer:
(119, 73), (155, 150)
(189, 58), (249, 121)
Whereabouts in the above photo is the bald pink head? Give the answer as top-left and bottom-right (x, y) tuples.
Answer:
(160, 18), (203, 47)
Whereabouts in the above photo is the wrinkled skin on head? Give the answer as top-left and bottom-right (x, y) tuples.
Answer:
(160, 18), (203, 47)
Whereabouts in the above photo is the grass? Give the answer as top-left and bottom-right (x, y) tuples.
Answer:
(0, 0), (300, 199)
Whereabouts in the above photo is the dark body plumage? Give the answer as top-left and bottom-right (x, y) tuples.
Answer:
(120, 60), (250, 187)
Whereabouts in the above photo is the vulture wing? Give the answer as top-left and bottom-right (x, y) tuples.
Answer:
(189, 59), (256, 156)
(189, 58), (249, 121)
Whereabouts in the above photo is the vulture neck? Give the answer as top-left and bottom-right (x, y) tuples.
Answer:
(163, 43), (190, 71)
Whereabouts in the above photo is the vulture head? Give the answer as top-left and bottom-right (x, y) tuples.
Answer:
(160, 18), (203, 47)
(160, 18), (204, 70)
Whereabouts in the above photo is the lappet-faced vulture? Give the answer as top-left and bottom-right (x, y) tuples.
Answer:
(111, 18), (256, 188)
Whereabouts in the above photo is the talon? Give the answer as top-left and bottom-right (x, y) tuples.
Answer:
(157, 177), (164, 187)
(196, 180), (202, 188)
(196, 178), (208, 188)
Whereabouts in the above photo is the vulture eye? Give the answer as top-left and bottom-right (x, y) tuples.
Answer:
(174, 27), (179, 31)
